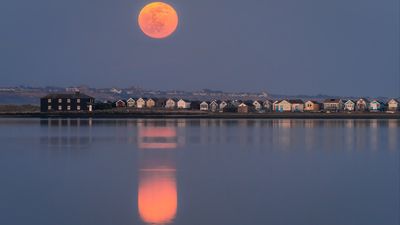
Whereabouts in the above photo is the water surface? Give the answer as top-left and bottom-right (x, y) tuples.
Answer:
(0, 119), (399, 225)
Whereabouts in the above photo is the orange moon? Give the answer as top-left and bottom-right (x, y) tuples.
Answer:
(138, 2), (179, 39)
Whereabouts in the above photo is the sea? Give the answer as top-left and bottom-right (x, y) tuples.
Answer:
(0, 118), (399, 225)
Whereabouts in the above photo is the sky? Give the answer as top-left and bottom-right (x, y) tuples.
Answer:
(0, 0), (399, 97)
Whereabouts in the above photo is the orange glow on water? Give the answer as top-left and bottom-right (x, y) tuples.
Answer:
(139, 127), (177, 138)
(139, 143), (177, 149)
(138, 170), (177, 224)
(138, 127), (178, 149)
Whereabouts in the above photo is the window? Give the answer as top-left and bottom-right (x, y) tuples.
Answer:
(67, 106), (71, 111)
(58, 106), (62, 111)
(67, 99), (71, 103)
(48, 99), (52, 103)
(77, 98), (81, 103)
(77, 106), (81, 111)
(48, 106), (52, 110)
(58, 99), (62, 103)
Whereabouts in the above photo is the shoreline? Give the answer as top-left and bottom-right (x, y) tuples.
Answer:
(0, 111), (399, 119)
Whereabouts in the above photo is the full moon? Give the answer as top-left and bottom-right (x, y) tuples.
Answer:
(138, 2), (179, 39)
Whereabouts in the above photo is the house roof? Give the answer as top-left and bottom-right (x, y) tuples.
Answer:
(155, 98), (167, 103)
(275, 99), (303, 104)
(323, 99), (342, 103)
(305, 100), (319, 104)
(42, 92), (93, 99)
(288, 99), (304, 104)
(357, 98), (370, 103)
(238, 100), (250, 105)
(253, 100), (263, 104)
(370, 100), (384, 104)
(210, 100), (221, 104)
(344, 99), (355, 104)
(178, 99), (191, 102)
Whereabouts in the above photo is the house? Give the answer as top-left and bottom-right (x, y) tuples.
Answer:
(136, 98), (146, 108)
(177, 99), (191, 109)
(230, 100), (241, 108)
(344, 100), (355, 111)
(115, 99), (126, 108)
(290, 99), (304, 112)
(200, 101), (209, 111)
(387, 99), (399, 111)
(126, 98), (136, 108)
(304, 100), (320, 112)
(237, 102), (249, 113)
(274, 100), (292, 112)
(146, 98), (156, 108)
(219, 101), (228, 112)
(356, 98), (369, 111)
(323, 99), (343, 112)
(221, 102), (237, 113)
(209, 100), (219, 112)
(272, 100), (279, 111)
(94, 101), (113, 110)
(155, 98), (167, 108)
(252, 100), (263, 111)
(190, 101), (201, 110)
(40, 92), (94, 112)
(263, 100), (273, 112)
(165, 98), (177, 109)
(369, 100), (384, 112)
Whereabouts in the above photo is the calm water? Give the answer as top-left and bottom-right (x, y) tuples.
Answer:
(0, 118), (399, 225)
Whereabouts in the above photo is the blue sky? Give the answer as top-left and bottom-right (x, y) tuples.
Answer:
(0, 0), (399, 96)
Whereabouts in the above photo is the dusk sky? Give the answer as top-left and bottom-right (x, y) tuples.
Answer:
(1, 0), (399, 97)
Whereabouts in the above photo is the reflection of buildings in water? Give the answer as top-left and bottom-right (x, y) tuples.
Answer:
(369, 119), (378, 151)
(304, 120), (316, 151)
(272, 120), (291, 149)
(176, 119), (187, 128)
(304, 120), (316, 129)
(354, 121), (368, 151)
(388, 120), (398, 151)
(138, 145), (178, 224)
(40, 136), (92, 148)
(345, 120), (354, 129)
(344, 120), (355, 151)
(137, 124), (184, 149)
(39, 119), (92, 148)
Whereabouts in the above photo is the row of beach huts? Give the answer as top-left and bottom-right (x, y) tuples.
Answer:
(109, 97), (400, 113)
(39, 92), (400, 113)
